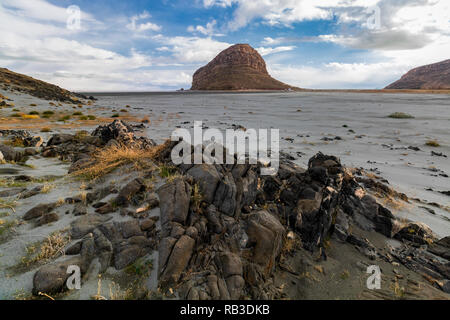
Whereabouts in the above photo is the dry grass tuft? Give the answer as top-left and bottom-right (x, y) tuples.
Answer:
(20, 230), (70, 268)
(425, 140), (440, 147)
(71, 143), (166, 180)
(21, 114), (40, 119)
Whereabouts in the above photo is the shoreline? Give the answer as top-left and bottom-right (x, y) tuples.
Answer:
(78, 89), (450, 95)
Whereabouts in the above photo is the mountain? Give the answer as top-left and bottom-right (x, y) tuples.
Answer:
(0, 68), (90, 102)
(385, 59), (450, 90)
(191, 44), (296, 91)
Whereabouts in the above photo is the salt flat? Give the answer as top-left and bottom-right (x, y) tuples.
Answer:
(91, 91), (450, 236)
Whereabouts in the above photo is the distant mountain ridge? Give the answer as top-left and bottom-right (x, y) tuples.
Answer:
(191, 44), (296, 91)
(385, 59), (450, 90)
(0, 68), (90, 102)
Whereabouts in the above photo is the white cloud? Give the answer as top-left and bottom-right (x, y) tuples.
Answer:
(256, 46), (296, 56)
(153, 35), (231, 63)
(268, 61), (409, 89)
(1, 0), (95, 24)
(187, 20), (224, 36)
(127, 11), (161, 32)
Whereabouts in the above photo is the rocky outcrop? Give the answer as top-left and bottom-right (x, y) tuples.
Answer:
(19, 121), (449, 299)
(42, 120), (155, 163)
(385, 59), (450, 90)
(191, 44), (295, 91)
(91, 120), (155, 149)
(152, 140), (409, 299)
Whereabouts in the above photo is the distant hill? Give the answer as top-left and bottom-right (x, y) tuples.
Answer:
(0, 68), (90, 102)
(191, 44), (296, 91)
(385, 59), (450, 90)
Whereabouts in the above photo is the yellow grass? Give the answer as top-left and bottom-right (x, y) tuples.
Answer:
(71, 143), (167, 180)
(21, 114), (40, 119)
(425, 140), (440, 147)
(21, 230), (70, 267)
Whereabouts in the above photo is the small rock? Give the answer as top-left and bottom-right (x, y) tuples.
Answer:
(0, 188), (27, 197)
(140, 219), (156, 231)
(95, 203), (114, 214)
(72, 203), (88, 216)
(70, 214), (110, 239)
(36, 212), (59, 226)
(116, 178), (145, 206)
(120, 220), (144, 238)
(23, 203), (57, 220)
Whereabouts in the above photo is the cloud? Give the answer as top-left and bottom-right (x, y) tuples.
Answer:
(187, 20), (225, 36)
(152, 35), (231, 63)
(268, 61), (409, 89)
(127, 11), (161, 32)
(1, 0), (95, 24)
(1, 0), (448, 91)
(318, 31), (431, 50)
(256, 46), (296, 56)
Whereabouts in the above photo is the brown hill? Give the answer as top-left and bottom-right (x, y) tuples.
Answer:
(0, 68), (90, 102)
(385, 59), (450, 90)
(191, 44), (296, 91)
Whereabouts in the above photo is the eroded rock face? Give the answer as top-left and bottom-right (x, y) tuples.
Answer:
(191, 44), (294, 90)
(385, 59), (450, 90)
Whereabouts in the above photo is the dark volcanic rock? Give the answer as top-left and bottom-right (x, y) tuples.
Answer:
(91, 120), (155, 148)
(385, 59), (450, 90)
(191, 44), (295, 91)
(23, 203), (57, 220)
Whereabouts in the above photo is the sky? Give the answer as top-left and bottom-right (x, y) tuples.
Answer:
(0, 0), (449, 91)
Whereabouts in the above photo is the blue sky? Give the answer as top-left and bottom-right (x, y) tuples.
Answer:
(0, 0), (449, 91)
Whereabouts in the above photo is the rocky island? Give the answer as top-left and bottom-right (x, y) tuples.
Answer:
(191, 44), (296, 91)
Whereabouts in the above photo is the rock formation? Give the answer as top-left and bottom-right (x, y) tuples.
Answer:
(191, 44), (295, 91)
(385, 59), (450, 90)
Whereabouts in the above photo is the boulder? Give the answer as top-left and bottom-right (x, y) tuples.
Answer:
(394, 222), (435, 245)
(91, 120), (155, 149)
(187, 164), (221, 203)
(245, 210), (285, 274)
(36, 212), (59, 226)
(25, 136), (44, 148)
(72, 203), (87, 216)
(0, 144), (24, 162)
(23, 203), (57, 220)
(115, 178), (145, 206)
(119, 220), (145, 238)
(114, 245), (143, 270)
(0, 187), (26, 197)
(157, 177), (191, 229)
(429, 236), (450, 259)
(70, 214), (110, 239)
(32, 257), (84, 295)
(213, 172), (238, 217)
(160, 235), (195, 287)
